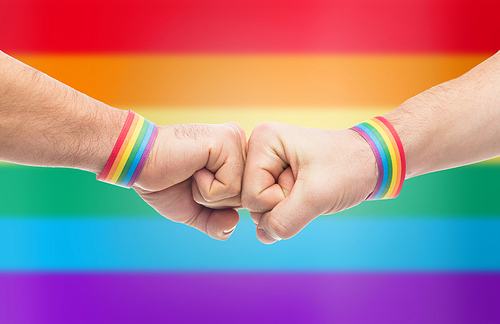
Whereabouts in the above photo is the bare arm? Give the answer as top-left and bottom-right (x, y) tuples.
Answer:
(242, 51), (500, 244)
(0, 50), (126, 173)
(386, 51), (500, 179)
(0, 51), (245, 240)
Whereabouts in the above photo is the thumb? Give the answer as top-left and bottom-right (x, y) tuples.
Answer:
(255, 178), (324, 244)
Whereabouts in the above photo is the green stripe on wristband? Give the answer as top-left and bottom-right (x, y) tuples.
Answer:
(351, 116), (406, 200)
(97, 110), (158, 188)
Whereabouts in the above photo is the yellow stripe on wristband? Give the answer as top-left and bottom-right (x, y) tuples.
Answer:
(365, 119), (399, 196)
(351, 116), (406, 200)
(110, 117), (145, 183)
(97, 110), (158, 188)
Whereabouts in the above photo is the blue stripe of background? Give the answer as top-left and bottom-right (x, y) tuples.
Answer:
(1, 212), (499, 271)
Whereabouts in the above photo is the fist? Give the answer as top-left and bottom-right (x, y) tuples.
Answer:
(242, 122), (378, 244)
(134, 122), (247, 240)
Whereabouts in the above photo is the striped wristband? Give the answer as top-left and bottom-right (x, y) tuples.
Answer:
(97, 110), (159, 188)
(351, 116), (406, 200)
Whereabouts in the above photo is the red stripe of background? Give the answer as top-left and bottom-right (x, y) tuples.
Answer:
(1, 0), (499, 53)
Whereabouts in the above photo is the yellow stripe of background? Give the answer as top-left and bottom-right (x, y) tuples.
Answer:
(134, 106), (387, 131)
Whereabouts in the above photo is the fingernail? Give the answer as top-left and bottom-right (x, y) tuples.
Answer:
(223, 226), (236, 235)
(257, 229), (280, 244)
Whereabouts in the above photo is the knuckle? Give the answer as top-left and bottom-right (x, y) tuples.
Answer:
(269, 215), (294, 240)
(226, 122), (246, 139)
(192, 183), (210, 203)
(200, 191), (218, 203)
(232, 162), (244, 177)
(182, 207), (203, 228)
(199, 183), (241, 203)
(206, 220), (219, 238)
(241, 191), (260, 212)
(227, 183), (241, 198)
(192, 193), (205, 205)
(248, 122), (281, 150)
(253, 122), (276, 136)
(222, 124), (236, 138)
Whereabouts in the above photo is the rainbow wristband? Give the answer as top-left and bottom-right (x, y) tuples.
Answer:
(97, 110), (158, 188)
(351, 116), (406, 200)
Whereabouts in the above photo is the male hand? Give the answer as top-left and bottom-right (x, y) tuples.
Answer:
(133, 122), (246, 240)
(242, 122), (378, 244)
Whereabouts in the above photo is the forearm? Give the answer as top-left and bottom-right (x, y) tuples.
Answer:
(384, 51), (500, 179)
(0, 51), (126, 173)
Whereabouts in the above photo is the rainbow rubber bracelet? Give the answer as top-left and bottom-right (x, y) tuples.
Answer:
(97, 110), (158, 188)
(351, 116), (406, 200)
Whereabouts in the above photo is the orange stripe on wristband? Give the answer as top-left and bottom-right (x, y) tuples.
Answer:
(351, 116), (406, 200)
(105, 113), (140, 182)
(98, 111), (135, 180)
(97, 110), (158, 188)
(376, 116), (406, 198)
(369, 118), (402, 199)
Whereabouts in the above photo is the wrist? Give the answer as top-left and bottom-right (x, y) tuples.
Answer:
(81, 105), (129, 174)
(96, 110), (159, 188)
(349, 115), (406, 200)
(131, 124), (211, 192)
(383, 96), (438, 180)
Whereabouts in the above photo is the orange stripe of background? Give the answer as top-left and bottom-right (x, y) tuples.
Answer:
(14, 54), (488, 108)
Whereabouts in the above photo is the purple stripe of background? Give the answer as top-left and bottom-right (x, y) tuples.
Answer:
(1, 273), (499, 323)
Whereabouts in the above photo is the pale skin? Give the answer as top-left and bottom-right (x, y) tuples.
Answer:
(2, 50), (500, 244)
(0, 51), (246, 240)
(242, 51), (500, 244)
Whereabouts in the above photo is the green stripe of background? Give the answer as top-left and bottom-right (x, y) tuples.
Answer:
(0, 163), (499, 217)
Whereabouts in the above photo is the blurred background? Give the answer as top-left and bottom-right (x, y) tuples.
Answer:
(1, 0), (500, 323)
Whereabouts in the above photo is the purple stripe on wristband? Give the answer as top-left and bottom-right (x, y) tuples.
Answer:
(126, 124), (159, 188)
(351, 126), (383, 200)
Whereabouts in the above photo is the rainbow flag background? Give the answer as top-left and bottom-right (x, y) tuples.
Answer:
(1, 0), (500, 322)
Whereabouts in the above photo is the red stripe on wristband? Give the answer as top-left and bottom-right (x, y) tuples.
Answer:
(98, 110), (135, 181)
(351, 116), (406, 200)
(125, 124), (158, 188)
(375, 116), (406, 198)
(97, 110), (158, 188)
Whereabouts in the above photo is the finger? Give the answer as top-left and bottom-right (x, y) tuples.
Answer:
(226, 122), (248, 161)
(246, 165), (294, 212)
(256, 179), (323, 244)
(277, 166), (295, 197)
(193, 166), (242, 202)
(190, 207), (240, 240)
(245, 167), (295, 213)
(250, 211), (263, 226)
(194, 123), (246, 203)
(242, 124), (290, 213)
(136, 179), (239, 240)
(191, 176), (242, 209)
